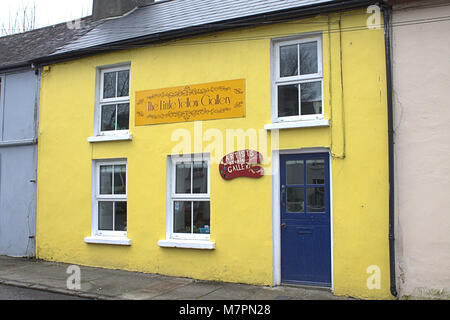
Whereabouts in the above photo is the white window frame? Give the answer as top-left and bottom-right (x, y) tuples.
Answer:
(93, 64), (131, 138)
(166, 154), (211, 242)
(91, 159), (128, 239)
(271, 34), (324, 124)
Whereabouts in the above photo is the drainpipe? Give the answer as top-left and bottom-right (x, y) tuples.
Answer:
(381, 2), (398, 298)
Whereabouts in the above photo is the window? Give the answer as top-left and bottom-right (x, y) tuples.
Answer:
(285, 159), (326, 214)
(96, 65), (130, 135)
(272, 35), (323, 122)
(168, 155), (211, 241)
(93, 160), (127, 237)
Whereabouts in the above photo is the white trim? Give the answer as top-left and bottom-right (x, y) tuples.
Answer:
(271, 34), (324, 123)
(99, 65), (131, 102)
(328, 152), (334, 293)
(84, 236), (131, 246)
(264, 119), (329, 131)
(272, 147), (333, 288)
(273, 36), (323, 83)
(272, 149), (281, 286)
(91, 159), (128, 239)
(157, 239), (215, 250)
(163, 154), (212, 243)
(93, 63), (131, 137)
(88, 133), (133, 143)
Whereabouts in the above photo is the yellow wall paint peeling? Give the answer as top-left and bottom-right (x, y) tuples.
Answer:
(36, 10), (392, 299)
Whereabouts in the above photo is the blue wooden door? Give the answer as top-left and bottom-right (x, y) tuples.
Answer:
(280, 153), (331, 287)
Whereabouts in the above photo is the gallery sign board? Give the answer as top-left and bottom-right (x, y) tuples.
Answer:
(135, 79), (245, 125)
(219, 150), (264, 181)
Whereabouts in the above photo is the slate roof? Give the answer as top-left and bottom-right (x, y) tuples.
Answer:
(55, 0), (334, 54)
(0, 16), (100, 71)
(0, 0), (377, 69)
(46, 0), (376, 62)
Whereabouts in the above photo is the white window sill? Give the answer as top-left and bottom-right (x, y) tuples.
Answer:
(158, 239), (216, 250)
(264, 119), (329, 130)
(84, 236), (132, 246)
(87, 133), (133, 143)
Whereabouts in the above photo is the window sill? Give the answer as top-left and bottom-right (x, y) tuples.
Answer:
(264, 119), (329, 130)
(87, 133), (133, 143)
(158, 239), (215, 250)
(84, 236), (132, 246)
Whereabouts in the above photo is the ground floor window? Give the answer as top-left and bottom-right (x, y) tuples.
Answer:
(168, 154), (211, 241)
(93, 159), (127, 237)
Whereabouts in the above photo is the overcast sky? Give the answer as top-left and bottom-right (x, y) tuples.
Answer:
(0, 0), (93, 35)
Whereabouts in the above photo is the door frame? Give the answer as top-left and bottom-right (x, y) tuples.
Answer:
(272, 147), (334, 290)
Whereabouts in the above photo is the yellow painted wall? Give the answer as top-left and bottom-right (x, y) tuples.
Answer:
(37, 9), (392, 299)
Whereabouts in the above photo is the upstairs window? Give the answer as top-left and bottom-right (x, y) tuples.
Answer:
(97, 65), (130, 135)
(272, 35), (323, 122)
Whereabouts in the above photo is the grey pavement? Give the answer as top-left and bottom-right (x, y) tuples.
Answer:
(0, 284), (87, 300)
(0, 255), (351, 300)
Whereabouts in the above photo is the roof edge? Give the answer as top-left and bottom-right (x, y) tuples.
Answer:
(0, 62), (34, 74)
(32, 0), (380, 66)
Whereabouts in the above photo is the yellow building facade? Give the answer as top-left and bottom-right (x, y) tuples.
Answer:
(36, 9), (392, 299)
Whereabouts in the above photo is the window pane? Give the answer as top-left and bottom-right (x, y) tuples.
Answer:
(300, 81), (322, 116)
(193, 161), (208, 194)
(300, 41), (318, 75)
(193, 201), (210, 234)
(174, 201), (191, 234)
(280, 44), (298, 77)
(115, 202), (127, 231)
(287, 187), (304, 213)
(306, 187), (325, 213)
(278, 85), (299, 118)
(103, 72), (116, 99)
(176, 162), (192, 194)
(101, 104), (116, 131)
(100, 165), (113, 195)
(306, 160), (325, 185)
(98, 202), (113, 230)
(117, 103), (129, 130)
(117, 70), (130, 97)
(114, 165), (126, 195)
(286, 160), (304, 185)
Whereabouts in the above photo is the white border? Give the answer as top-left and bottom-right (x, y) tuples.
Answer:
(157, 239), (215, 250)
(85, 158), (131, 245)
(159, 153), (215, 249)
(93, 63), (131, 138)
(84, 236), (131, 246)
(88, 133), (133, 143)
(264, 119), (329, 131)
(272, 147), (333, 291)
(271, 34), (324, 124)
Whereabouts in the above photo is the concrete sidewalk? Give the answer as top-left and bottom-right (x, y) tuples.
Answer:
(0, 256), (350, 300)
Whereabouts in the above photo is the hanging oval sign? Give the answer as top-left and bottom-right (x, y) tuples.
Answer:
(219, 150), (264, 180)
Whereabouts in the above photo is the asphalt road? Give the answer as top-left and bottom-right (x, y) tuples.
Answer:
(0, 284), (89, 300)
